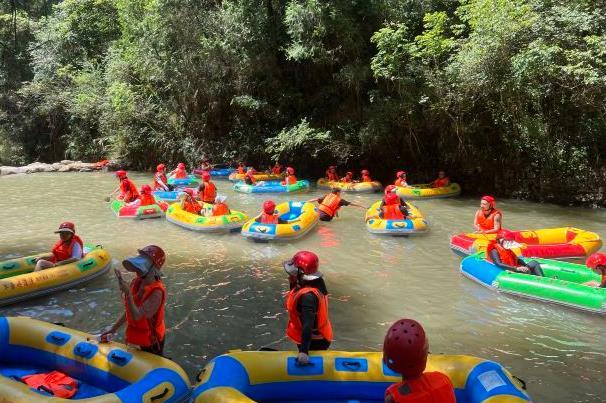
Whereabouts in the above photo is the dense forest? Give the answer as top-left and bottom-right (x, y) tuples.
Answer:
(1, 0), (605, 204)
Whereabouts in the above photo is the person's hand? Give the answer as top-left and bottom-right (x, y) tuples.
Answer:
(98, 331), (115, 343)
(516, 266), (530, 273)
(296, 352), (309, 365)
(583, 280), (600, 288)
(117, 277), (130, 295)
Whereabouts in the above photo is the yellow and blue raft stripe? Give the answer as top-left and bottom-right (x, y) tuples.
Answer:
(241, 201), (319, 241)
(192, 350), (530, 402)
(0, 316), (190, 402)
(365, 201), (429, 235)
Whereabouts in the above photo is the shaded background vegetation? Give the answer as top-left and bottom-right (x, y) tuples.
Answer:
(1, 0), (605, 204)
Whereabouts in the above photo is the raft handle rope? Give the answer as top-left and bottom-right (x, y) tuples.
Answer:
(512, 375), (527, 390)
(195, 368), (206, 382)
(150, 387), (170, 401)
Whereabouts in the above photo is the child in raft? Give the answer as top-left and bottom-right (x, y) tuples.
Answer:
(383, 319), (456, 403)
(585, 253), (606, 288)
(169, 162), (188, 179)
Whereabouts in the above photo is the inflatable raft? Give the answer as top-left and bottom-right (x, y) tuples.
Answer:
(234, 180), (310, 194)
(166, 203), (248, 232)
(461, 253), (606, 314)
(228, 172), (285, 183)
(365, 201), (428, 235)
(111, 199), (169, 219)
(0, 246), (111, 306)
(0, 316), (190, 402)
(396, 183), (461, 199)
(450, 227), (602, 259)
(167, 174), (200, 187)
(241, 201), (319, 241)
(193, 168), (235, 178)
(153, 188), (198, 203)
(191, 350), (531, 402)
(317, 178), (382, 193)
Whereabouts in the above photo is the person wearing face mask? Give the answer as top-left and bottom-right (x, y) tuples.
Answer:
(283, 251), (333, 365)
(474, 195), (502, 234)
(33, 222), (84, 272)
(100, 245), (167, 355)
(486, 230), (544, 276)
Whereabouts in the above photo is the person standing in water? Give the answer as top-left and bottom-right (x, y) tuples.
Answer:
(100, 245), (167, 356)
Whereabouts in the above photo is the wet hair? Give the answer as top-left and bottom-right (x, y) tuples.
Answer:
(299, 277), (328, 295)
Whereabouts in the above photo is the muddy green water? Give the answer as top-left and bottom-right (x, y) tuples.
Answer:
(1, 172), (605, 401)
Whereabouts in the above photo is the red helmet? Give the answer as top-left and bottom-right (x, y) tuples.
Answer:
(178, 162), (185, 169)
(361, 169), (369, 175)
(263, 200), (276, 214)
(183, 188), (195, 196)
(586, 253), (606, 269)
(481, 195), (495, 207)
(54, 221), (76, 234)
(496, 229), (516, 241)
(115, 170), (127, 179)
(384, 185), (396, 195)
(283, 251), (321, 280)
(141, 184), (152, 194)
(157, 164), (165, 172)
(138, 245), (166, 269)
(202, 171), (211, 181)
(396, 170), (406, 177)
(286, 167), (295, 175)
(385, 192), (399, 205)
(383, 319), (428, 378)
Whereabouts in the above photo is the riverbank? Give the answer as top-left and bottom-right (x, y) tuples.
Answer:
(0, 160), (120, 176)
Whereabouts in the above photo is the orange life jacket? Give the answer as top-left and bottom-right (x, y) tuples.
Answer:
(272, 166), (282, 174)
(475, 208), (501, 231)
(125, 278), (166, 348)
(184, 199), (202, 215)
(120, 179), (139, 202)
(22, 371), (78, 399)
(212, 203), (230, 216)
(486, 242), (518, 266)
(259, 212), (279, 224)
(318, 193), (341, 217)
(285, 287), (333, 343)
(395, 179), (407, 187)
(341, 176), (352, 183)
(237, 166), (245, 174)
(361, 174), (372, 182)
(283, 175), (297, 185)
(432, 177), (449, 188)
(326, 171), (339, 181)
(174, 168), (187, 179)
(139, 193), (156, 206)
(200, 181), (217, 203)
(382, 204), (405, 220)
(385, 372), (456, 403)
(245, 175), (257, 185)
(153, 172), (167, 190)
(51, 235), (84, 263)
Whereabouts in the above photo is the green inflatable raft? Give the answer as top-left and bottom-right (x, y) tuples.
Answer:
(461, 253), (606, 314)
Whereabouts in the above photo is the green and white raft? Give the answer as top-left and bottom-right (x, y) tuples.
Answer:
(461, 253), (606, 314)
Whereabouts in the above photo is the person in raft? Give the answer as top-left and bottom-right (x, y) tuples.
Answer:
(584, 253), (606, 288)
(101, 245), (167, 355)
(136, 184), (157, 206)
(379, 192), (409, 220)
(283, 251), (333, 365)
(311, 188), (366, 222)
(153, 164), (173, 191)
(197, 171), (217, 204)
(180, 188), (202, 215)
(271, 162), (282, 175)
(244, 168), (257, 185)
(474, 195), (502, 234)
(169, 162), (188, 179)
(486, 230), (544, 276)
(199, 159), (212, 172)
(431, 170), (450, 188)
(109, 170), (139, 202)
(360, 169), (372, 182)
(210, 195), (230, 216)
(341, 171), (354, 183)
(381, 185), (409, 208)
(34, 222), (84, 272)
(394, 171), (408, 187)
(281, 166), (297, 185)
(383, 319), (456, 403)
(255, 200), (288, 224)
(325, 165), (339, 181)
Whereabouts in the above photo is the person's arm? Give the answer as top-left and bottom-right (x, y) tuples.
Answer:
(473, 212), (481, 231)
(485, 213), (502, 234)
(399, 205), (409, 217)
(100, 312), (126, 341)
(298, 292), (319, 355)
(489, 249), (518, 272)
(343, 199), (366, 209)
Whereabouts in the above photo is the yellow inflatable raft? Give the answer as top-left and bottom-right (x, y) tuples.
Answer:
(166, 202), (248, 233)
(241, 201), (319, 241)
(396, 183), (461, 199)
(317, 178), (382, 193)
(365, 200), (428, 235)
(0, 316), (190, 402)
(229, 172), (284, 182)
(191, 350), (531, 402)
(0, 246), (111, 306)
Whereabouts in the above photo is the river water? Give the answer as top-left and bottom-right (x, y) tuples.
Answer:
(0, 172), (604, 402)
